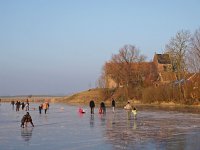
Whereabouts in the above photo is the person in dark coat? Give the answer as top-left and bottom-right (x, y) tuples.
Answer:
(100, 102), (106, 114)
(111, 98), (116, 113)
(21, 112), (34, 128)
(89, 100), (95, 114)
(21, 102), (25, 110)
(15, 101), (21, 111)
(39, 104), (43, 114)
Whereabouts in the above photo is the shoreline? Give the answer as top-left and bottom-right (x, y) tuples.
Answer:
(1, 98), (200, 114)
(1, 92), (200, 109)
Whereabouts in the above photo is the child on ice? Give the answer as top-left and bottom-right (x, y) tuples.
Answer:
(132, 107), (137, 119)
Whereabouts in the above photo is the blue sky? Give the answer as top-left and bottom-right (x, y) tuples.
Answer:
(0, 0), (200, 96)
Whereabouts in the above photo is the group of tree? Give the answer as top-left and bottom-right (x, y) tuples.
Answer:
(98, 44), (148, 101)
(165, 29), (200, 77)
(98, 27), (200, 104)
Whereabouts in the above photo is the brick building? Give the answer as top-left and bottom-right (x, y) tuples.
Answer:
(105, 53), (177, 88)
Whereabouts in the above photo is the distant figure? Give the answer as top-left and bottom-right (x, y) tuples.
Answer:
(111, 98), (116, 113)
(132, 107), (137, 119)
(25, 102), (29, 111)
(43, 102), (49, 114)
(124, 101), (132, 120)
(124, 101), (132, 110)
(39, 104), (43, 114)
(100, 102), (106, 114)
(21, 102), (25, 110)
(47, 102), (50, 109)
(89, 100), (95, 114)
(21, 112), (34, 128)
(11, 101), (15, 110)
(15, 101), (21, 111)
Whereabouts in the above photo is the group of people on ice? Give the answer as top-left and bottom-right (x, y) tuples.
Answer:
(38, 102), (50, 114)
(88, 98), (116, 115)
(17, 97), (137, 128)
(11, 99), (30, 111)
(10, 99), (50, 128)
(20, 101), (49, 128)
(124, 101), (137, 119)
(80, 98), (137, 120)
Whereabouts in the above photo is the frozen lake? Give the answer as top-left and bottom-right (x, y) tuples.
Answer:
(0, 102), (200, 150)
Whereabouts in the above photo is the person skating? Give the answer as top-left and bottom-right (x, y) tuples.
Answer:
(100, 101), (106, 114)
(39, 104), (43, 114)
(21, 102), (25, 110)
(15, 101), (21, 111)
(124, 101), (132, 120)
(43, 102), (49, 114)
(89, 100), (95, 114)
(132, 107), (137, 119)
(21, 112), (34, 128)
(111, 98), (116, 113)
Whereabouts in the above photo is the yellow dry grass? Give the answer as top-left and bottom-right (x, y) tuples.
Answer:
(59, 88), (104, 104)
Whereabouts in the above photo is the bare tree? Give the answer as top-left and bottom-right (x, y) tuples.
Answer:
(188, 28), (200, 72)
(111, 45), (146, 86)
(98, 70), (106, 89)
(165, 30), (191, 100)
(103, 44), (146, 99)
(165, 30), (191, 80)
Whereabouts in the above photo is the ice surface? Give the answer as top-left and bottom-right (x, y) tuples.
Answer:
(0, 103), (200, 150)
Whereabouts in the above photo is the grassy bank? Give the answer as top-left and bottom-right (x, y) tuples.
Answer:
(57, 89), (104, 104)
(55, 88), (200, 109)
(2, 89), (200, 109)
